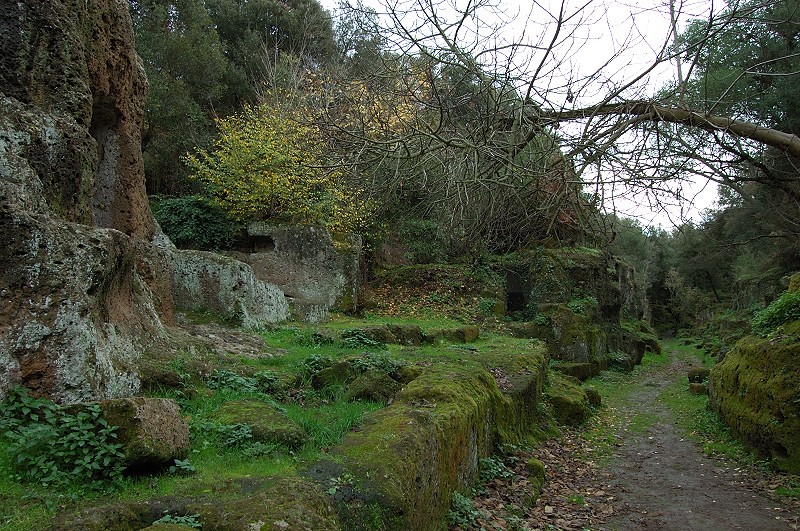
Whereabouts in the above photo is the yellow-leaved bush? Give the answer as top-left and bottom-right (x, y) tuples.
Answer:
(184, 103), (370, 233)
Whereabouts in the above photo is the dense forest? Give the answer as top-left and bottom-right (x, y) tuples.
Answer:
(134, 0), (799, 327)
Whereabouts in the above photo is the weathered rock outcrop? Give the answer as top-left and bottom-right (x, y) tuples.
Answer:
(0, 0), (173, 402)
(230, 222), (361, 323)
(709, 334), (800, 473)
(172, 250), (289, 328)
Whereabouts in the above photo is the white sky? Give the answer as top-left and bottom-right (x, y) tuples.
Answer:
(322, 0), (722, 228)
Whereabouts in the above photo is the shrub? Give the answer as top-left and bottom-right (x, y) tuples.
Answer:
(751, 289), (800, 336)
(184, 102), (371, 233)
(397, 219), (448, 264)
(151, 195), (237, 250)
(0, 387), (125, 490)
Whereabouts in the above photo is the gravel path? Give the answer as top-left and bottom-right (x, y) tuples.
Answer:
(459, 346), (800, 530)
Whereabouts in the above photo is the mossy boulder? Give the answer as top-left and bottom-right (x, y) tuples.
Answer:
(99, 398), (189, 471)
(687, 367), (711, 383)
(546, 372), (591, 426)
(788, 272), (800, 293)
(584, 386), (602, 407)
(387, 324), (423, 346)
(186, 477), (340, 530)
(551, 362), (596, 381)
(709, 336), (800, 473)
(689, 383), (708, 395)
(55, 477), (340, 531)
(312, 362), (356, 389)
(424, 326), (480, 344)
(346, 370), (402, 403)
(211, 399), (308, 449)
(316, 345), (547, 530)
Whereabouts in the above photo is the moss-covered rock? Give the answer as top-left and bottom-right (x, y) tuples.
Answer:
(99, 398), (189, 471)
(186, 477), (340, 530)
(546, 372), (591, 426)
(55, 477), (340, 531)
(387, 324), (423, 346)
(312, 362), (356, 389)
(346, 371), (402, 403)
(314, 344), (547, 530)
(424, 326), (480, 344)
(584, 386), (602, 407)
(688, 383), (708, 395)
(788, 272), (800, 293)
(709, 336), (800, 473)
(211, 399), (308, 449)
(551, 362), (596, 381)
(687, 367), (710, 383)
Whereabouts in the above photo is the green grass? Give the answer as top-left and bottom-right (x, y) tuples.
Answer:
(283, 399), (383, 449)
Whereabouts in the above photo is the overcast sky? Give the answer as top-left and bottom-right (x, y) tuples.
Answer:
(322, 0), (720, 227)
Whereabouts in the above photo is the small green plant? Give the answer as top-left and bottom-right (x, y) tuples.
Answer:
(477, 298), (501, 316)
(153, 513), (202, 528)
(168, 458), (196, 475)
(350, 352), (406, 375)
(0, 387), (125, 490)
(326, 473), (356, 495)
(479, 455), (514, 483)
(751, 290), (800, 336)
(207, 370), (260, 393)
(242, 441), (278, 458)
(447, 491), (481, 527)
(566, 493), (586, 506)
(340, 329), (385, 349)
(151, 195), (237, 250)
(567, 296), (599, 316)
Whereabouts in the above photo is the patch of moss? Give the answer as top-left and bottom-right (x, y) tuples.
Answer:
(211, 399), (308, 449)
(709, 336), (800, 473)
(546, 372), (591, 426)
(323, 345), (547, 531)
(346, 371), (401, 403)
(187, 476), (340, 530)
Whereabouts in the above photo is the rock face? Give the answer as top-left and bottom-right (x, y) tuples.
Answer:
(709, 335), (800, 473)
(0, 0), (173, 402)
(230, 222), (361, 323)
(172, 250), (289, 328)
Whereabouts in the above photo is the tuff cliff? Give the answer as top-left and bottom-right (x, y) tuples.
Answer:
(0, 0), (173, 403)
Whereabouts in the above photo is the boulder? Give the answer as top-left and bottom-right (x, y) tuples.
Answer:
(312, 361), (356, 390)
(709, 336), (800, 473)
(172, 250), (289, 329)
(346, 370), (402, 403)
(688, 383), (708, 395)
(0, 0), (173, 403)
(688, 367), (710, 383)
(387, 324), (423, 346)
(546, 372), (591, 426)
(99, 397), (189, 470)
(551, 362), (596, 381)
(212, 399), (308, 449)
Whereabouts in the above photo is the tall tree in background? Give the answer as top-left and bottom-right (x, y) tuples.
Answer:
(130, 0), (336, 195)
(130, 0), (231, 194)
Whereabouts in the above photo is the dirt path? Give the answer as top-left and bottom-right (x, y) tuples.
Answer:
(602, 350), (798, 530)
(464, 346), (800, 530)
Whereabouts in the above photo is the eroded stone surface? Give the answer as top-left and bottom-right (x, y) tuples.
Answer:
(0, 0), (173, 402)
(172, 250), (289, 329)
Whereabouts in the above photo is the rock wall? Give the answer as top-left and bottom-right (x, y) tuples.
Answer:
(230, 222), (361, 323)
(172, 250), (289, 328)
(0, 0), (173, 403)
(709, 335), (800, 473)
